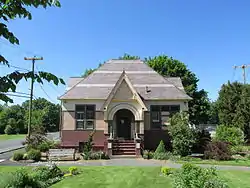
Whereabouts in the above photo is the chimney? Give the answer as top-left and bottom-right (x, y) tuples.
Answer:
(145, 86), (151, 93)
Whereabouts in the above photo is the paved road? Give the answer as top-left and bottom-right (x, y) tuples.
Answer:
(0, 138), (25, 154)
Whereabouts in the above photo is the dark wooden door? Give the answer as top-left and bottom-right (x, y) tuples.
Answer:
(117, 117), (131, 139)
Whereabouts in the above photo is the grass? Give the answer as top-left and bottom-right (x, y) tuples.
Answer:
(177, 159), (250, 166)
(51, 166), (171, 188)
(1, 166), (250, 187)
(0, 134), (26, 141)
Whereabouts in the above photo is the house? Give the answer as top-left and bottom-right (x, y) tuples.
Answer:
(59, 59), (191, 157)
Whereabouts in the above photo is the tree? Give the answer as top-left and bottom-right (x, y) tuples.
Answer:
(0, 104), (25, 134)
(169, 111), (196, 156)
(82, 53), (139, 77)
(118, 53), (140, 60)
(4, 118), (18, 135)
(208, 101), (219, 124)
(22, 98), (60, 132)
(0, 0), (65, 103)
(146, 55), (210, 124)
(217, 81), (243, 126)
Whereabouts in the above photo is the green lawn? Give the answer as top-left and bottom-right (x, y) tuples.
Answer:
(0, 134), (26, 141)
(1, 166), (250, 188)
(177, 159), (250, 166)
(51, 166), (171, 188)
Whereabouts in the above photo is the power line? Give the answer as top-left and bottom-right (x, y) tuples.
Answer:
(233, 64), (250, 84)
(2, 93), (30, 99)
(38, 83), (56, 103)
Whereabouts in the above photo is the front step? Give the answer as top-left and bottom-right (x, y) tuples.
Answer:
(112, 140), (136, 156)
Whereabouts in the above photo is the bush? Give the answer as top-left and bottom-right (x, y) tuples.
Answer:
(161, 167), (173, 176)
(193, 129), (211, 153)
(69, 166), (78, 175)
(83, 131), (95, 153)
(230, 145), (250, 155)
(1, 169), (45, 188)
(4, 118), (18, 135)
(82, 151), (109, 160)
(13, 152), (24, 161)
(215, 126), (244, 146)
(37, 141), (50, 152)
(153, 152), (172, 160)
(155, 140), (166, 153)
(27, 149), (41, 161)
(143, 150), (154, 160)
(32, 163), (63, 183)
(173, 163), (228, 188)
(168, 112), (196, 156)
(25, 133), (47, 151)
(204, 141), (231, 161)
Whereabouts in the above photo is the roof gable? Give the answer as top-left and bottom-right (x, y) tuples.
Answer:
(102, 71), (147, 111)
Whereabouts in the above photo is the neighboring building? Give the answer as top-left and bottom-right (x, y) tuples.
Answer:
(59, 59), (191, 157)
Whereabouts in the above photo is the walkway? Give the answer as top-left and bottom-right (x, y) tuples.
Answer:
(27, 159), (250, 171)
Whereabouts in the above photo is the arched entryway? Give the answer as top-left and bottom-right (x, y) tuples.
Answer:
(114, 109), (134, 140)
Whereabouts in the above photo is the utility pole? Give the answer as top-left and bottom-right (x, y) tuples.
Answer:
(233, 64), (250, 84)
(24, 56), (43, 138)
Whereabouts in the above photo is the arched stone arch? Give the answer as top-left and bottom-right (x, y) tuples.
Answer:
(107, 103), (142, 121)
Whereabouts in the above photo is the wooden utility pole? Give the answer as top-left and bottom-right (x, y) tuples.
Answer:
(233, 64), (250, 84)
(24, 56), (43, 138)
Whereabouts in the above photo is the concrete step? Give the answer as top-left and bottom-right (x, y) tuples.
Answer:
(112, 151), (136, 155)
(111, 155), (137, 159)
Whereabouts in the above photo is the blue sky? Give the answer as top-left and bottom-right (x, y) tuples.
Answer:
(1, 0), (250, 104)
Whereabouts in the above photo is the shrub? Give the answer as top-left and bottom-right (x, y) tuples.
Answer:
(193, 129), (211, 153)
(204, 141), (231, 161)
(82, 151), (109, 160)
(230, 145), (250, 155)
(25, 133), (47, 151)
(215, 126), (244, 146)
(83, 131), (95, 153)
(13, 152), (24, 161)
(153, 152), (172, 160)
(69, 166), (78, 175)
(37, 141), (50, 152)
(172, 163), (229, 188)
(168, 112), (196, 156)
(155, 140), (166, 153)
(4, 118), (18, 135)
(32, 163), (63, 183)
(161, 167), (173, 176)
(1, 169), (45, 188)
(143, 150), (154, 160)
(27, 149), (41, 161)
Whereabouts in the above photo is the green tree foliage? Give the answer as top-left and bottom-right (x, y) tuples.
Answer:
(146, 55), (210, 124)
(0, 104), (25, 134)
(169, 111), (196, 156)
(4, 118), (18, 134)
(81, 54), (140, 77)
(208, 101), (219, 124)
(216, 82), (250, 137)
(0, 98), (60, 134)
(0, 0), (65, 103)
(118, 53), (140, 60)
(215, 126), (244, 146)
(154, 140), (166, 153)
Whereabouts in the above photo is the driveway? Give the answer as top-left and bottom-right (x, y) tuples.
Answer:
(0, 132), (60, 155)
(0, 138), (24, 154)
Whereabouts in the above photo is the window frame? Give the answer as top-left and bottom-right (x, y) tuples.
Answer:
(150, 105), (180, 129)
(75, 104), (96, 130)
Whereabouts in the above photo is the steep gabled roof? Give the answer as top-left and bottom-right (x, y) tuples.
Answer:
(59, 59), (191, 100)
(102, 70), (147, 111)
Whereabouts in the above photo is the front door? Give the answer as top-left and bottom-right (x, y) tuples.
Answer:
(117, 117), (131, 139)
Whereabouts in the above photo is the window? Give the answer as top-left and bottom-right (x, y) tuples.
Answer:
(75, 105), (95, 130)
(150, 105), (180, 129)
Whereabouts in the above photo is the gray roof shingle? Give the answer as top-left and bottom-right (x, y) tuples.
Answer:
(60, 60), (191, 100)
